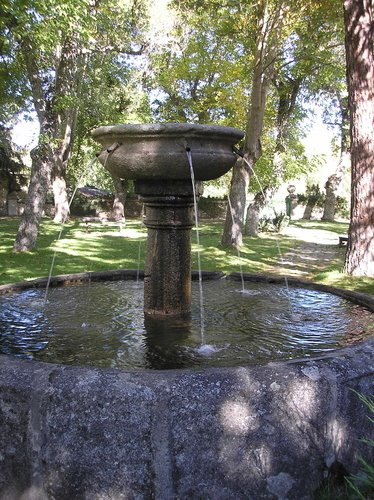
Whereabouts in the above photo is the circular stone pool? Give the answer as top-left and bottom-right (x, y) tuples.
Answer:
(0, 273), (373, 370)
(0, 272), (373, 499)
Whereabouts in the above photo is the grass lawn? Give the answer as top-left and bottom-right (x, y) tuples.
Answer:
(0, 216), (373, 294)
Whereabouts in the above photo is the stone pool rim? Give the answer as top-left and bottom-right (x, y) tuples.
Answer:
(0, 270), (373, 498)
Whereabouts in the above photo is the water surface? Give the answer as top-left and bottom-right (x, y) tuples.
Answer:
(0, 280), (372, 369)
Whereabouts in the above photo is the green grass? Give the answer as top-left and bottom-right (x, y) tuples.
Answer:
(0, 217), (373, 295)
(291, 219), (349, 235)
(292, 220), (374, 294)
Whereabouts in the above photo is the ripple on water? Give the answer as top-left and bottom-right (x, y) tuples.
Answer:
(0, 280), (373, 369)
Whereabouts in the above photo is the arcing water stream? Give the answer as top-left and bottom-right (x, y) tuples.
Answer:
(186, 147), (205, 345)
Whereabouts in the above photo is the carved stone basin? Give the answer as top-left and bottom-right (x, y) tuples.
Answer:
(92, 122), (244, 181)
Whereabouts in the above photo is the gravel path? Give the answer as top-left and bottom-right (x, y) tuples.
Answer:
(268, 224), (346, 278)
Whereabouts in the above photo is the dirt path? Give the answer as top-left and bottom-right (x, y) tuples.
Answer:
(268, 225), (345, 279)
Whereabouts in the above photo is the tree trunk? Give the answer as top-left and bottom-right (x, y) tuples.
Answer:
(244, 76), (301, 236)
(244, 188), (269, 236)
(321, 152), (350, 221)
(52, 158), (70, 223)
(221, 1), (281, 247)
(322, 99), (350, 222)
(112, 176), (128, 221)
(52, 39), (84, 223)
(13, 37), (54, 251)
(343, 0), (374, 277)
(221, 158), (250, 247)
(302, 202), (315, 220)
(14, 33), (80, 246)
(13, 144), (52, 251)
(245, 203), (261, 237)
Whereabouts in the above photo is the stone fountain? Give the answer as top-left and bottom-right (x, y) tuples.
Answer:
(92, 122), (244, 316)
(0, 122), (373, 499)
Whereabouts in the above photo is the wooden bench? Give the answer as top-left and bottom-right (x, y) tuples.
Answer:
(339, 236), (348, 247)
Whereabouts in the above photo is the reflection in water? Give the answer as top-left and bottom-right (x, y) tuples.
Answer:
(144, 314), (193, 369)
(0, 280), (373, 370)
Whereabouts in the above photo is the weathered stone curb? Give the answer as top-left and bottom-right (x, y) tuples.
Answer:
(0, 272), (373, 499)
(0, 339), (373, 499)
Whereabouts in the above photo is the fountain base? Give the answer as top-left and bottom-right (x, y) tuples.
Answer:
(0, 272), (373, 497)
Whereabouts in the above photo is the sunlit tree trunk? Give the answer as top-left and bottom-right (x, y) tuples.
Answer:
(13, 34), (80, 247)
(222, 0), (280, 246)
(322, 98), (350, 222)
(221, 159), (249, 247)
(111, 176), (128, 221)
(343, 0), (374, 277)
(13, 37), (54, 251)
(244, 77), (301, 236)
(52, 39), (85, 223)
(13, 144), (52, 251)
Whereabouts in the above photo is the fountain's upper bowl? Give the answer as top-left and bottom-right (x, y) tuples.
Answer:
(92, 123), (244, 181)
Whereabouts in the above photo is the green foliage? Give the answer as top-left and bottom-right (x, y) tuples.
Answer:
(0, 0), (349, 205)
(1, 0), (152, 189)
(259, 211), (289, 234)
(297, 186), (350, 219)
(298, 184), (323, 205)
(335, 195), (350, 219)
(148, 4), (251, 127)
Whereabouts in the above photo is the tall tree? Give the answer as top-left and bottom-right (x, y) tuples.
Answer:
(343, 0), (374, 277)
(321, 94), (350, 221)
(221, 0), (283, 247)
(244, 75), (302, 236)
(149, 1), (248, 125)
(3, 0), (146, 251)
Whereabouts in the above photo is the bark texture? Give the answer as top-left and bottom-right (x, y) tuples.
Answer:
(13, 33), (79, 248)
(244, 77), (301, 236)
(322, 99), (350, 222)
(112, 177), (128, 221)
(52, 37), (84, 223)
(343, 0), (374, 277)
(13, 144), (52, 251)
(221, 159), (250, 247)
(13, 35), (54, 251)
(222, 1), (282, 246)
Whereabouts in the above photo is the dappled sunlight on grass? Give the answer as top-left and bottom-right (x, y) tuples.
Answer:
(314, 270), (374, 294)
(0, 217), (147, 283)
(191, 230), (296, 273)
(292, 220), (349, 235)
(0, 217), (372, 295)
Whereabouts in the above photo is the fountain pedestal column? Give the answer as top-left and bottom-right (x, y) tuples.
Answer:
(135, 180), (203, 316)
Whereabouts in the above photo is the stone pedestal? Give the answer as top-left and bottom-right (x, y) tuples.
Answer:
(92, 122), (244, 319)
(136, 180), (203, 316)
